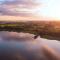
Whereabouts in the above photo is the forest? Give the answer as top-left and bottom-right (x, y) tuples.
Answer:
(0, 21), (60, 40)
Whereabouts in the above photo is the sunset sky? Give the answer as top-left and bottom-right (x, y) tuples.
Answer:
(0, 0), (60, 21)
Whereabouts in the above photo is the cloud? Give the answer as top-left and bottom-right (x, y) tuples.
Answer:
(0, 0), (40, 16)
(0, 32), (35, 41)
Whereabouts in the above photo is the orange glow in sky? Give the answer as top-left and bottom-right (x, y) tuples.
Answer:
(0, 0), (60, 21)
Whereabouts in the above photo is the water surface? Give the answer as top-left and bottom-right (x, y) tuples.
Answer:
(0, 31), (60, 60)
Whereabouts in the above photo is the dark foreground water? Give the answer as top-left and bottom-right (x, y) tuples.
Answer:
(0, 31), (60, 60)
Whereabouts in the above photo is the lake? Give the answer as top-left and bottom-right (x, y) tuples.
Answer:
(0, 31), (60, 60)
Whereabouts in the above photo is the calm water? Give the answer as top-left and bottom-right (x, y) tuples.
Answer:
(0, 31), (60, 60)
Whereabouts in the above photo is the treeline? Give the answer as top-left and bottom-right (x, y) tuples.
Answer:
(0, 21), (60, 40)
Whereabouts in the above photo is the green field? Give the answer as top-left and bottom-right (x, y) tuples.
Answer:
(0, 21), (60, 40)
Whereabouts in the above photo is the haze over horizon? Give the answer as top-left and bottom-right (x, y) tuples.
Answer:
(0, 0), (60, 21)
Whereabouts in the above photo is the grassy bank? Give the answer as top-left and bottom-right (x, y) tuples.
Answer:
(0, 21), (60, 40)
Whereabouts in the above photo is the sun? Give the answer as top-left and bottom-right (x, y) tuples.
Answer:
(36, 0), (60, 20)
